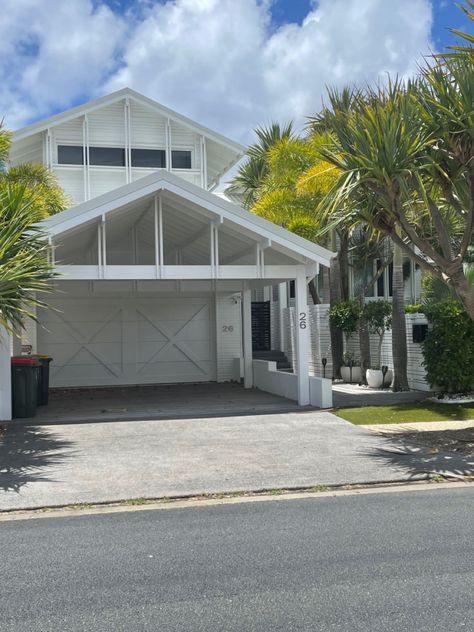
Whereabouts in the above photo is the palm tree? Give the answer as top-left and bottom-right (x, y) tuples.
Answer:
(442, 1), (474, 60)
(226, 122), (294, 208)
(309, 85), (417, 389)
(0, 124), (65, 334)
(247, 133), (352, 376)
(4, 162), (69, 218)
(0, 184), (56, 332)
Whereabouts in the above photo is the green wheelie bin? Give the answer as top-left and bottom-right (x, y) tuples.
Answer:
(32, 355), (53, 405)
(11, 356), (40, 418)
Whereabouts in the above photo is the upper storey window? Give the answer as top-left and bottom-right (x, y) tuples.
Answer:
(57, 145), (83, 165)
(89, 147), (125, 167)
(131, 148), (166, 168)
(172, 150), (192, 169)
(57, 145), (192, 169)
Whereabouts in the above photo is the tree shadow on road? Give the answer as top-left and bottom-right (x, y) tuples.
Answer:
(0, 423), (74, 493)
(364, 429), (474, 479)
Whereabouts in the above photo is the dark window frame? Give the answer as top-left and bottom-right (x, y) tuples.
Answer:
(88, 146), (126, 167)
(57, 145), (84, 166)
(130, 148), (166, 169)
(57, 145), (193, 170)
(171, 150), (192, 169)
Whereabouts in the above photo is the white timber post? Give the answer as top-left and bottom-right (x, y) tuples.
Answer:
(0, 326), (12, 421)
(166, 118), (172, 171)
(242, 284), (253, 388)
(278, 282), (288, 352)
(295, 267), (310, 405)
(84, 114), (90, 200)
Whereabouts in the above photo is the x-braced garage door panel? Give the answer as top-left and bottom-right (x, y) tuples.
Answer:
(37, 297), (216, 387)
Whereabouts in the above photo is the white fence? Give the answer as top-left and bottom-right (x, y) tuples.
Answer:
(283, 306), (430, 391)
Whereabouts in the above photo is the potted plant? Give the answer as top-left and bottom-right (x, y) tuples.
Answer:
(341, 352), (362, 383)
(363, 300), (393, 388)
(329, 300), (362, 382)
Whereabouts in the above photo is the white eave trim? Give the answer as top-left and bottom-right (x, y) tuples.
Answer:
(40, 170), (335, 267)
(11, 88), (246, 157)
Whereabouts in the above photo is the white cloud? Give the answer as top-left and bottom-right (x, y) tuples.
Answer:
(0, 0), (125, 128)
(0, 0), (434, 143)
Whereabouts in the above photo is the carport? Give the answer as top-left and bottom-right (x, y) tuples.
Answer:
(0, 171), (333, 421)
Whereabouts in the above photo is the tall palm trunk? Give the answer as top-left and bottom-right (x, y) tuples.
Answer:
(451, 267), (474, 321)
(308, 278), (321, 304)
(391, 238), (409, 391)
(329, 230), (344, 378)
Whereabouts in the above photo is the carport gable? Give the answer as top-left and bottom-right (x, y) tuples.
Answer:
(41, 169), (333, 281)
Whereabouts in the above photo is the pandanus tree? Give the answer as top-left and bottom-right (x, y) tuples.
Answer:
(310, 57), (474, 388)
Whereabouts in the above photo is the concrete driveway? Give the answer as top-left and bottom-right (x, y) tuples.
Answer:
(1, 410), (472, 511)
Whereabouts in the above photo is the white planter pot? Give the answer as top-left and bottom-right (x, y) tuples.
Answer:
(341, 366), (361, 383)
(366, 369), (393, 388)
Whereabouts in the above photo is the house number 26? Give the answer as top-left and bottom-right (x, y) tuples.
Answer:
(299, 312), (307, 329)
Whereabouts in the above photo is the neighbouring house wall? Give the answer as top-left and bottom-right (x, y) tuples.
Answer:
(283, 306), (430, 391)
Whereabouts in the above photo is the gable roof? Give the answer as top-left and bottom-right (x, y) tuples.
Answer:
(12, 87), (245, 156)
(41, 169), (335, 267)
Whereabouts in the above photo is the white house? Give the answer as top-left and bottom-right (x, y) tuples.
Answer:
(0, 88), (334, 421)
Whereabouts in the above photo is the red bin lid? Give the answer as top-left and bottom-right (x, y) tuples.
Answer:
(11, 356), (40, 366)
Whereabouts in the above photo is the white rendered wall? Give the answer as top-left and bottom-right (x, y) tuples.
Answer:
(253, 359), (332, 408)
(0, 326), (12, 421)
(215, 293), (242, 382)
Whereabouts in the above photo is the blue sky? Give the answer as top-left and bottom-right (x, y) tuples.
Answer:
(1, 0), (472, 141)
(271, 0), (468, 49)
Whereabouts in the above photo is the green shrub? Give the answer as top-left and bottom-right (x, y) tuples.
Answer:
(329, 299), (361, 339)
(405, 303), (424, 314)
(421, 300), (474, 393)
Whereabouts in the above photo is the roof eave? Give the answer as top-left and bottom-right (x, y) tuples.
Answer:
(40, 170), (335, 266)
(11, 87), (246, 157)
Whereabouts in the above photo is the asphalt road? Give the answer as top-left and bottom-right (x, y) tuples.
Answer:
(1, 487), (473, 631)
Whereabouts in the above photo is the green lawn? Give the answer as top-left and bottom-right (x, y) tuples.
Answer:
(334, 402), (474, 425)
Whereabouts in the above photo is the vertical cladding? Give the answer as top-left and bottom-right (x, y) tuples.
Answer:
(54, 168), (85, 205)
(284, 305), (430, 389)
(270, 299), (280, 352)
(170, 121), (201, 170)
(52, 119), (83, 152)
(88, 103), (126, 146)
(130, 102), (166, 148)
(88, 168), (127, 199)
(215, 293), (242, 382)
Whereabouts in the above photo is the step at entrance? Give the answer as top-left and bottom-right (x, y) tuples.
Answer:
(253, 350), (293, 372)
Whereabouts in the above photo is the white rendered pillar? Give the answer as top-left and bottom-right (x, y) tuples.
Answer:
(242, 285), (253, 388)
(295, 269), (310, 405)
(0, 326), (12, 421)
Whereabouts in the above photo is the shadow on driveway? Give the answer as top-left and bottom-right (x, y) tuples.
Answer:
(363, 430), (474, 479)
(0, 424), (74, 493)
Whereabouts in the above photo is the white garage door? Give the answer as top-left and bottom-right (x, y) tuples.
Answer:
(37, 296), (216, 388)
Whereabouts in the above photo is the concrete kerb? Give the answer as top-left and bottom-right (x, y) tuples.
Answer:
(1, 480), (473, 522)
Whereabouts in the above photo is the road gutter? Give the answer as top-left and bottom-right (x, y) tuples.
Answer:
(1, 479), (472, 522)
